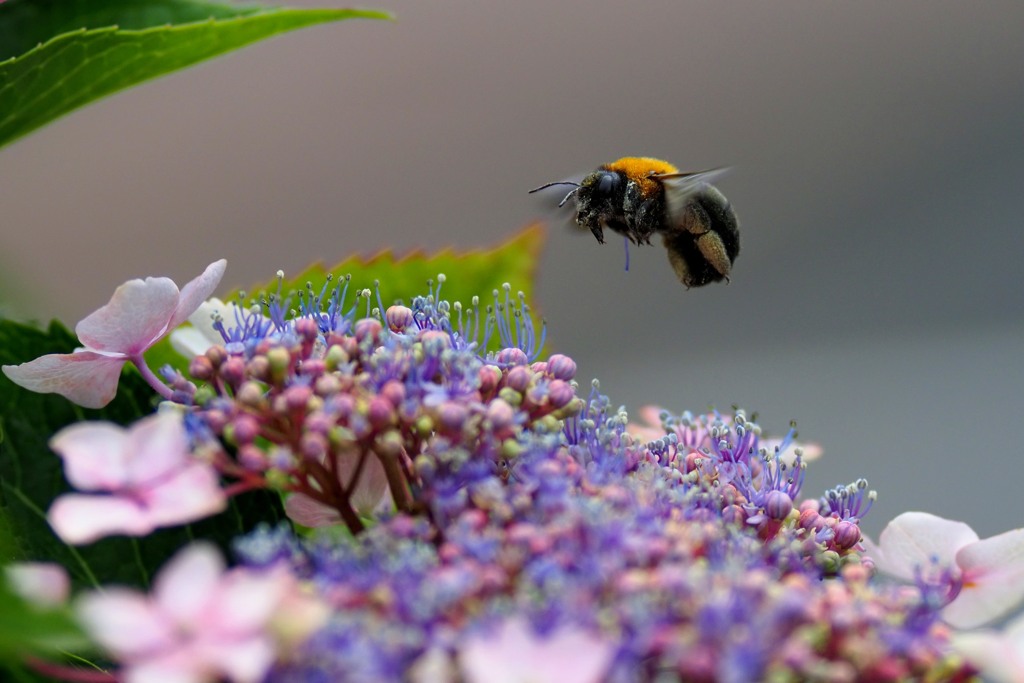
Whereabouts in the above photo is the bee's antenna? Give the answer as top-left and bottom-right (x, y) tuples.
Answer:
(557, 187), (579, 207)
(528, 181), (581, 194)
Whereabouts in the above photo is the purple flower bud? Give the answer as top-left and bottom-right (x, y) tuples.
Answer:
(368, 396), (396, 429)
(332, 394), (355, 420)
(505, 366), (533, 393)
(202, 409), (228, 433)
(246, 355), (270, 382)
(314, 374), (342, 397)
(205, 345), (227, 368)
(305, 412), (332, 436)
(238, 444), (267, 470)
(721, 504), (747, 525)
(765, 490), (794, 520)
(799, 508), (825, 532)
(284, 385), (313, 411)
(386, 305), (415, 332)
(189, 355), (214, 381)
(300, 359), (326, 380)
(486, 399), (515, 432)
(478, 366), (502, 397)
(300, 432), (328, 459)
(231, 414), (261, 444)
(419, 329), (451, 349)
(833, 520), (861, 550)
(546, 380), (574, 409)
(219, 357), (246, 388)
(354, 318), (383, 344)
(380, 380), (406, 408)
(438, 401), (468, 433)
(496, 347), (528, 366)
(294, 317), (320, 343)
(547, 354), (577, 380)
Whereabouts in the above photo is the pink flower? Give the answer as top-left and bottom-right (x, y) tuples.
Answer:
(863, 511), (1024, 628)
(4, 562), (70, 607)
(2, 260), (226, 408)
(47, 411), (226, 544)
(458, 616), (616, 683)
(284, 452), (391, 527)
(76, 543), (322, 683)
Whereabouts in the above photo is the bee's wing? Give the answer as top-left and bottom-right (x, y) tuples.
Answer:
(654, 167), (731, 223)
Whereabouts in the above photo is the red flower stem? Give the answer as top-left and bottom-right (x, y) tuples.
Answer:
(127, 354), (174, 401)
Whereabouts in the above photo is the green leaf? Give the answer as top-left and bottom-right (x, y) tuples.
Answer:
(0, 575), (89, 664)
(145, 224), (549, 373)
(0, 0), (391, 149)
(0, 319), (285, 590)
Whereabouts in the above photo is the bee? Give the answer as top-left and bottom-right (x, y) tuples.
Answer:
(530, 157), (740, 288)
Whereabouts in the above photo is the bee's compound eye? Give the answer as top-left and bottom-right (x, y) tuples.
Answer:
(596, 172), (619, 197)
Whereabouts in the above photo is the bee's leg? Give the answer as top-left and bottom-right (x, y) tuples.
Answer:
(587, 221), (606, 244)
(681, 203), (732, 281)
(637, 200), (659, 245)
(661, 233), (694, 288)
(622, 182), (652, 245)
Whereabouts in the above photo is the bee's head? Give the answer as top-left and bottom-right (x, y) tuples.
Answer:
(573, 170), (624, 243)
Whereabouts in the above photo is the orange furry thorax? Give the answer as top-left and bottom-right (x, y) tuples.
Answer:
(601, 157), (678, 199)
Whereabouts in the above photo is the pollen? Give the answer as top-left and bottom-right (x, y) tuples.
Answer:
(603, 156), (679, 199)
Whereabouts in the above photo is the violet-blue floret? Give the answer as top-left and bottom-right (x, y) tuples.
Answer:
(179, 272), (972, 682)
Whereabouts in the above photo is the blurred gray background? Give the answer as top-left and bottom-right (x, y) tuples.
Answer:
(2, 1), (1023, 538)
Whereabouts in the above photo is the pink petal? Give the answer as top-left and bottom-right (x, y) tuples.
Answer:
(48, 494), (153, 544)
(50, 421), (132, 490)
(141, 461), (227, 528)
(953, 618), (1024, 683)
(122, 654), (210, 683)
(3, 351), (126, 409)
(944, 528), (1024, 628)
(870, 511), (979, 582)
(125, 412), (191, 483)
(76, 277), (181, 355)
(459, 617), (616, 683)
(168, 260), (227, 331)
(153, 544), (225, 626)
(284, 492), (342, 528)
(206, 569), (289, 635)
(347, 453), (392, 515)
(76, 588), (176, 659)
(4, 562), (70, 607)
(195, 633), (277, 683)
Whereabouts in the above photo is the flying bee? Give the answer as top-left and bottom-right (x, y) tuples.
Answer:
(530, 157), (740, 288)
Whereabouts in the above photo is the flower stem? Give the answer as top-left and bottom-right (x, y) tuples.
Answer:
(128, 354), (174, 401)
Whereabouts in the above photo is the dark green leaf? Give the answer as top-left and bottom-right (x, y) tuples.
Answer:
(0, 318), (285, 589)
(0, 0), (391, 148)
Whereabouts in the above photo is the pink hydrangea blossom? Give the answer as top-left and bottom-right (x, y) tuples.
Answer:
(47, 411), (226, 544)
(863, 511), (1024, 628)
(458, 617), (616, 683)
(76, 542), (324, 683)
(2, 260), (226, 408)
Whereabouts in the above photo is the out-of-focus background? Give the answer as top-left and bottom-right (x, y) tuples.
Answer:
(2, 1), (1023, 537)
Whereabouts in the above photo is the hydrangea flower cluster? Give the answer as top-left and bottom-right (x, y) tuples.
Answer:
(9, 260), (1023, 682)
